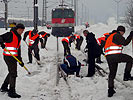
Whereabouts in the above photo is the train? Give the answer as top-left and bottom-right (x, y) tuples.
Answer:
(51, 7), (75, 37)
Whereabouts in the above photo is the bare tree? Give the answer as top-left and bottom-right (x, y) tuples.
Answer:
(126, 0), (133, 28)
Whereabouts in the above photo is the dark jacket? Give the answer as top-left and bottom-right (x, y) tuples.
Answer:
(64, 54), (81, 70)
(112, 32), (132, 46)
(105, 30), (132, 49)
(86, 32), (102, 58)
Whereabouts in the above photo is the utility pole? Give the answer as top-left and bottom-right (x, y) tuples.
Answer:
(42, 0), (48, 26)
(34, 0), (38, 30)
(3, 0), (8, 30)
(84, 5), (87, 23)
(76, 0), (78, 25)
(71, 0), (73, 7)
(81, 3), (83, 25)
(88, 8), (90, 23)
(114, 0), (122, 24)
(74, 0), (76, 26)
(44, 0), (47, 25)
(61, 0), (64, 6)
(42, 0), (44, 26)
(27, 7), (30, 27)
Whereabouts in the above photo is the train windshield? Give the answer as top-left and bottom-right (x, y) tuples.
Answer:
(52, 9), (74, 18)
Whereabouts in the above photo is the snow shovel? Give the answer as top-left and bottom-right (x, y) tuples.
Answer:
(4, 48), (31, 75)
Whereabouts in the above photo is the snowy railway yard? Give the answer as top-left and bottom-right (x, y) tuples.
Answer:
(0, 22), (133, 100)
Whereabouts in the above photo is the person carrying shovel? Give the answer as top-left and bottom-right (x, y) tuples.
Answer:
(0, 23), (25, 98)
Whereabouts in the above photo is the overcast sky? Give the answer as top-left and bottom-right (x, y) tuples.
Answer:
(0, 0), (129, 24)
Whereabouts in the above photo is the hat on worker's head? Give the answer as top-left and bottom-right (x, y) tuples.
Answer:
(83, 30), (89, 34)
(32, 29), (38, 33)
(117, 26), (125, 32)
(16, 23), (25, 29)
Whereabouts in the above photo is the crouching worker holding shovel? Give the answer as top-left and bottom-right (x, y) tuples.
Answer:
(60, 54), (83, 77)
(0, 23), (28, 98)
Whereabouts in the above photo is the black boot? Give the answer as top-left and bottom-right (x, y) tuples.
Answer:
(108, 87), (116, 97)
(27, 61), (32, 64)
(0, 83), (9, 92)
(86, 73), (94, 77)
(76, 73), (80, 77)
(8, 88), (21, 98)
(123, 73), (133, 81)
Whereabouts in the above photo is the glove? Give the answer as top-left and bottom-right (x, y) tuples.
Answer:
(46, 33), (50, 37)
(84, 48), (88, 53)
(0, 37), (3, 43)
(17, 56), (24, 67)
(129, 31), (133, 37)
(19, 61), (24, 67)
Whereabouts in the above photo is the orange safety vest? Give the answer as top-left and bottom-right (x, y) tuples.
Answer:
(104, 32), (122, 56)
(39, 32), (47, 38)
(97, 33), (110, 45)
(3, 31), (20, 56)
(74, 34), (80, 39)
(29, 30), (39, 46)
(62, 36), (71, 43)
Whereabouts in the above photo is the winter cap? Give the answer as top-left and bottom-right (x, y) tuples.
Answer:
(83, 30), (89, 34)
(16, 23), (25, 29)
(117, 26), (125, 32)
(32, 29), (38, 33)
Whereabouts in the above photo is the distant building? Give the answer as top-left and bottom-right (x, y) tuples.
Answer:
(0, 17), (43, 28)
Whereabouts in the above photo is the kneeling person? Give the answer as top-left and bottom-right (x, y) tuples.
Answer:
(60, 54), (81, 77)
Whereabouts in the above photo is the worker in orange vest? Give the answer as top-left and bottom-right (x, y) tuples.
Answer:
(74, 34), (83, 50)
(23, 29), (40, 64)
(38, 31), (50, 49)
(62, 35), (75, 56)
(104, 26), (133, 97)
(96, 32), (110, 63)
(0, 23), (25, 98)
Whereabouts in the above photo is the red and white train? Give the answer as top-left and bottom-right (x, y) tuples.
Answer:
(51, 7), (75, 37)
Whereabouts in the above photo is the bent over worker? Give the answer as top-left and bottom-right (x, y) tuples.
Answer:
(38, 31), (50, 49)
(62, 35), (75, 56)
(23, 29), (40, 64)
(74, 33), (83, 50)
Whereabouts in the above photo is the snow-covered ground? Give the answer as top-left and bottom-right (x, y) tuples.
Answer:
(0, 19), (133, 100)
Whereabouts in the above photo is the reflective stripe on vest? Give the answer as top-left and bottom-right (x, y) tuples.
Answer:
(3, 31), (20, 56)
(104, 33), (122, 56)
(96, 39), (101, 45)
(105, 46), (122, 51)
(105, 50), (122, 55)
(3, 51), (18, 55)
